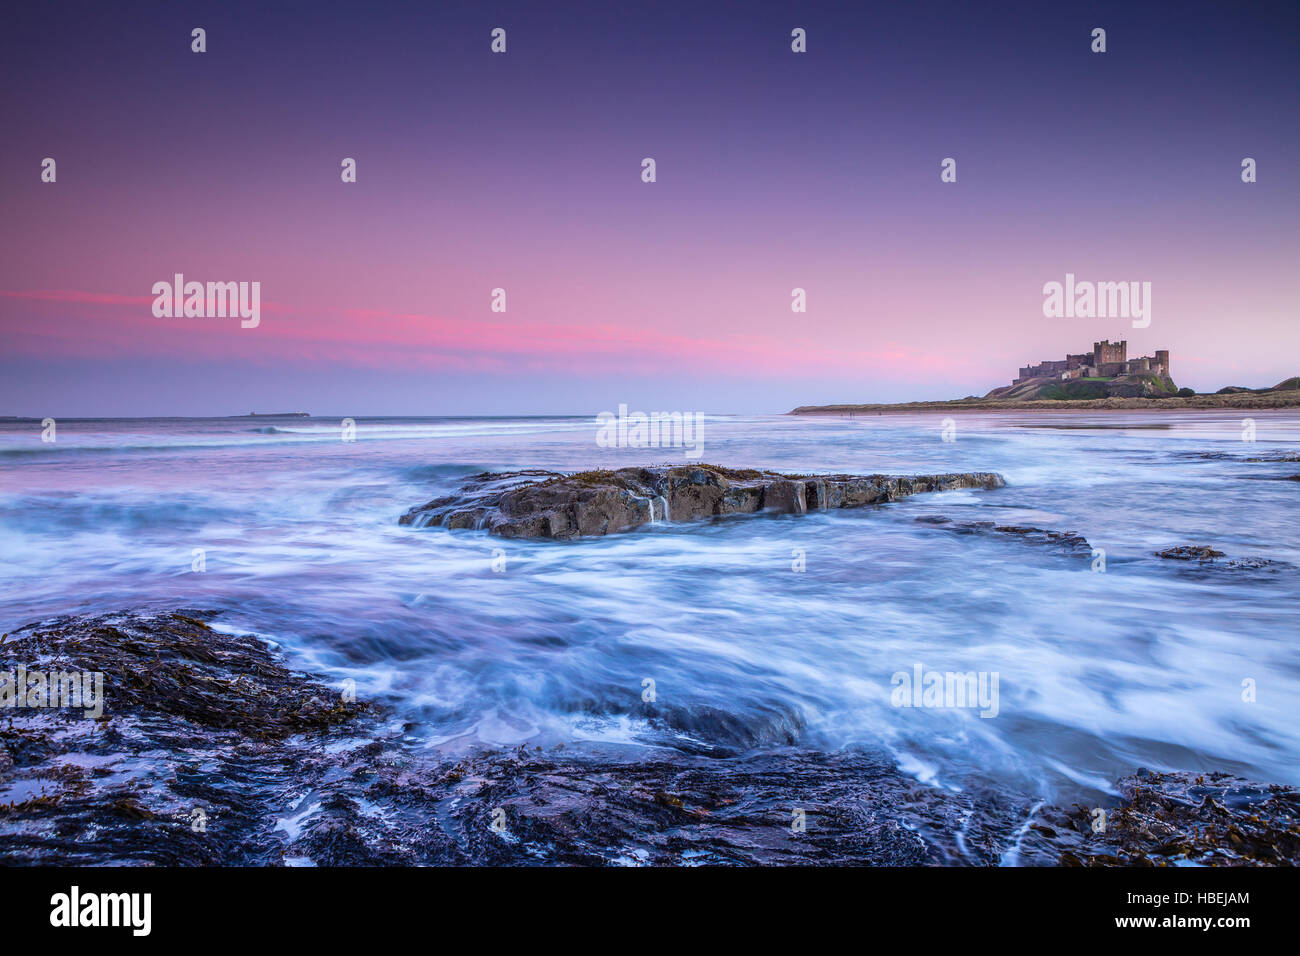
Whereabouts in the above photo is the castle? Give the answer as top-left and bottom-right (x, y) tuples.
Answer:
(1013, 341), (1169, 385)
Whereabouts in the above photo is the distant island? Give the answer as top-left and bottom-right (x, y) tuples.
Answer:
(793, 340), (1300, 413)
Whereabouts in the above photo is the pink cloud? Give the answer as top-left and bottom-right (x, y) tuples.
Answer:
(0, 288), (979, 380)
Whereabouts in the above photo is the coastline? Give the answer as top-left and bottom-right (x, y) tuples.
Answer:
(4, 417), (1298, 867)
(791, 389), (1300, 415)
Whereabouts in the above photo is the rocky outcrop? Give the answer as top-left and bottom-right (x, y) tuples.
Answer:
(984, 372), (1177, 402)
(0, 611), (372, 865)
(1156, 545), (1226, 561)
(4, 612), (1296, 866)
(1155, 545), (1287, 571)
(398, 465), (1006, 539)
(915, 516), (1093, 556)
(1026, 769), (1300, 867)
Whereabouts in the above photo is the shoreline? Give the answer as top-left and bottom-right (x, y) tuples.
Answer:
(791, 391), (1300, 415)
(3, 610), (1296, 866)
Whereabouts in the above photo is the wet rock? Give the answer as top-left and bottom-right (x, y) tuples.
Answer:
(2, 611), (366, 737)
(400, 465), (1006, 539)
(762, 479), (806, 515)
(1157, 546), (1227, 560)
(1220, 557), (1287, 570)
(5, 612), (1296, 867)
(1180, 450), (1300, 463)
(0, 611), (370, 865)
(1154, 546), (1287, 571)
(0, 611), (1015, 864)
(1018, 770), (1300, 867)
(1244, 452), (1300, 463)
(916, 516), (1093, 556)
(378, 746), (1030, 866)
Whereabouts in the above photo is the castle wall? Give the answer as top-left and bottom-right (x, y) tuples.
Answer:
(1066, 353), (1092, 370)
(1014, 341), (1168, 385)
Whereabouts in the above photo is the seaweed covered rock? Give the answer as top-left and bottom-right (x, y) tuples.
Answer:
(2, 611), (364, 736)
(4, 613), (1297, 867)
(0, 611), (370, 865)
(1018, 770), (1300, 866)
(399, 465), (1006, 539)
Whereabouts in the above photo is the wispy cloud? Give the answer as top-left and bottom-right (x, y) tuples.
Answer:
(1, 290), (975, 380)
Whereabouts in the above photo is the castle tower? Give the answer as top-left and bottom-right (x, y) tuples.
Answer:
(1154, 350), (1170, 377)
(1093, 339), (1127, 372)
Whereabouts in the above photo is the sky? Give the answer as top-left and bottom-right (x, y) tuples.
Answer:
(1, 0), (1297, 416)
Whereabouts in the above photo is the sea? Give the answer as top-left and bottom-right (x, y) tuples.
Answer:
(1, 410), (1297, 809)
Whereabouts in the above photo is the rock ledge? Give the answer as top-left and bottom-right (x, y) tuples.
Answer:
(399, 464), (1006, 539)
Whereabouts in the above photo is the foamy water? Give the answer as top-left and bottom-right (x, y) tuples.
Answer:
(1, 411), (1297, 806)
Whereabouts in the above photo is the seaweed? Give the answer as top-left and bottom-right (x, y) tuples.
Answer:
(4, 612), (1296, 867)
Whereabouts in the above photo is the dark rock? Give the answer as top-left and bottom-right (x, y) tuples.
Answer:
(1156, 545), (1226, 561)
(400, 465), (1006, 539)
(3, 612), (1297, 867)
(0, 611), (370, 865)
(1154, 545), (1288, 573)
(916, 516), (1093, 555)
(1019, 770), (1300, 867)
(1183, 450), (1300, 463)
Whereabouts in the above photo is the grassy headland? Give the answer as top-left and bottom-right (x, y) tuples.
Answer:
(792, 377), (1300, 414)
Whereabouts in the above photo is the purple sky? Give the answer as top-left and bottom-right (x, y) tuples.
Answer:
(2, 0), (1297, 416)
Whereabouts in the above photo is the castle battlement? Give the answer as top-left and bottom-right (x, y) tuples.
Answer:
(1014, 341), (1169, 385)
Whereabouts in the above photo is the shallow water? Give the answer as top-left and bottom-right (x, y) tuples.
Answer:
(1, 411), (1297, 808)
